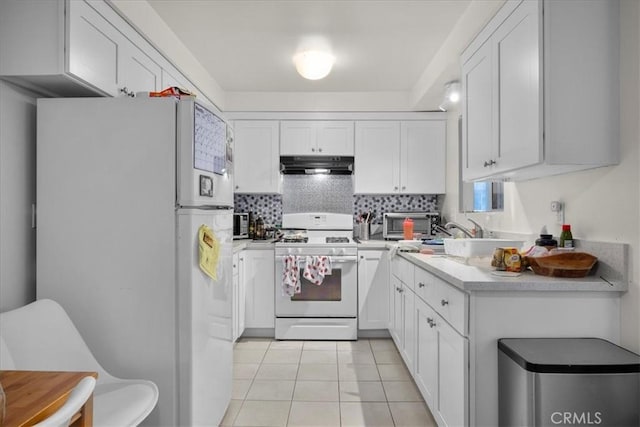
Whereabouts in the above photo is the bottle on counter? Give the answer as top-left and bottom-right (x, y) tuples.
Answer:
(403, 218), (414, 240)
(248, 212), (256, 239)
(559, 224), (574, 248)
(535, 234), (558, 251)
(255, 216), (265, 240)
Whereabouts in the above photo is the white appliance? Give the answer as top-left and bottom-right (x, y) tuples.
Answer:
(275, 213), (358, 340)
(36, 97), (233, 426)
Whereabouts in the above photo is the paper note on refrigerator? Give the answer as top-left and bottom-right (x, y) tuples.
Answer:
(198, 224), (219, 280)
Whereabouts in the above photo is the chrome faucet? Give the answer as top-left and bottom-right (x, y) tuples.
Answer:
(467, 219), (484, 238)
(433, 225), (453, 237)
(444, 219), (484, 238)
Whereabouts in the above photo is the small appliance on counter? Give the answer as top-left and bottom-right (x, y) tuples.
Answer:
(383, 212), (440, 240)
(233, 212), (249, 239)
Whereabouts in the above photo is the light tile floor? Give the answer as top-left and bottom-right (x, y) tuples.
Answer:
(220, 338), (438, 427)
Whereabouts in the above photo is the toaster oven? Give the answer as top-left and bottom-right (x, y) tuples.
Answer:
(383, 212), (440, 240)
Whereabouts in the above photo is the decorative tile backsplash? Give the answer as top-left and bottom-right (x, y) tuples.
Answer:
(234, 194), (282, 226)
(353, 194), (439, 224)
(282, 175), (353, 215)
(235, 176), (440, 227)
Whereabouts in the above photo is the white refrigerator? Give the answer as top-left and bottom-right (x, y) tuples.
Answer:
(36, 97), (234, 426)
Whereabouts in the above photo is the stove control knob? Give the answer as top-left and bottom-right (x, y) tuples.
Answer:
(337, 248), (345, 256)
(330, 248), (336, 255)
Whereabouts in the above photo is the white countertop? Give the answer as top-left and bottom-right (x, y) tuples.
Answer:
(233, 239), (276, 253)
(235, 237), (627, 292)
(401, 252), (627, 293)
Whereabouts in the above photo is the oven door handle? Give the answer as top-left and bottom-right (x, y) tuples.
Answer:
(331, 257), (358, 264)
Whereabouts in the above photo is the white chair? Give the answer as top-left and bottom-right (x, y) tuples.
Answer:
(34, 376), (97, 427)
(0, 299), (159, 427)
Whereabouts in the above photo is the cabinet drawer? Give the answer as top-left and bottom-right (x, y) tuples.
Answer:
(391, 257), (415, 291)
(414, 267), (437, 305)
(414, 267), (467, 336)
(434, 279), (467, 336)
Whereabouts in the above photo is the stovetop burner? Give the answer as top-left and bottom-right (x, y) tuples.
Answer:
(326, 237), (350, 244)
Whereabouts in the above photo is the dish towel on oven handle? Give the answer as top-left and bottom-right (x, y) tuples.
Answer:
(302, 255), (332, 285)
(282, 255), (301, 296)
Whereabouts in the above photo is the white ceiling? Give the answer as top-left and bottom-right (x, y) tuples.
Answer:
(122, 1), (506, 111)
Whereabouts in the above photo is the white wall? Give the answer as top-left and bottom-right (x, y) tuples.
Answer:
(0, 81), (37, 311)
(442, 0), (640, 352)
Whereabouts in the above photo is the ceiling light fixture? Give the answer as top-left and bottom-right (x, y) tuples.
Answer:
(439, 81), (461, 112)
(293, 50), (335, 80)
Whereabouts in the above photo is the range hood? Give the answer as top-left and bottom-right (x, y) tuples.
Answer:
(280, 156), (354, 175)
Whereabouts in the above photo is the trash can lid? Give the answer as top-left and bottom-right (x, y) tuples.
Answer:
(498, 338), (640, 374)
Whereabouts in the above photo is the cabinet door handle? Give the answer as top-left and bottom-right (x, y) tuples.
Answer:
(402, 186), (406, 190)
(394, 186), (399, 191)
(484, 159), (496, 167)
(311, 148), (316, 152)
(418, 282), (425, 288)
(427, 317), (436, 328)
(318, 147), (323, 153)
(235, 185), (239, 190)
(119, 86), (135, 97)
(441, 299), (449, 306)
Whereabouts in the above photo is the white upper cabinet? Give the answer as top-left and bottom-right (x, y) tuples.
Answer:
(0, 0), (203, 101)
(354, 121), (400, 194)
(280, 121), (354, 156)
(355, 120), (445, 194)
(233, 121), (281, 194)
(461, 0), (619, 181)
(461, 40), (494, 180)
(401, 121), (446, 194)
(119, 44), (162, 96)
(67, 0), (122, 96)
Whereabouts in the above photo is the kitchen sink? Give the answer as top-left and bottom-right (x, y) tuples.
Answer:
(443, 238), (524, 258)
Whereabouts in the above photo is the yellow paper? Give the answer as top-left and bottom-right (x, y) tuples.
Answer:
(198, 224), (219, 280)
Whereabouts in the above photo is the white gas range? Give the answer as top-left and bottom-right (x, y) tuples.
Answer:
(275, 213), (358, 340)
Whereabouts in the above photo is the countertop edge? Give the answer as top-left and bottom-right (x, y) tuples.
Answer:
(400, 252), (628, 293)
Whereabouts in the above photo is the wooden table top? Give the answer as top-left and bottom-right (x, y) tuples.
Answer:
(1, 370), (98, 427)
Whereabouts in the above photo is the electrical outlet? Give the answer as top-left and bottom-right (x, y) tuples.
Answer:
(550, 201), (563, 224)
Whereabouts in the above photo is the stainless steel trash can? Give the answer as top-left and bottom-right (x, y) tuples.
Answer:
(498, 338), (640, 427)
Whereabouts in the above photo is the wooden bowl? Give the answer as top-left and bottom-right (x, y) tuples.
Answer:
(526, 252), (598, 278)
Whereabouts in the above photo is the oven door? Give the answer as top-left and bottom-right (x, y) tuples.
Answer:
(275, 255), (357, 317)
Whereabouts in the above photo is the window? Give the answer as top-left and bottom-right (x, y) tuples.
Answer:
(458, 116), (504, 212)
(473, 181), (503, 212)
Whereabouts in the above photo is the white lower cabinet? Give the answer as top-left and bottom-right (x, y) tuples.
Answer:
(389, 274), (402, 345)
(389, 258), (416, 374)
(357, 250), (390, 330)
(390, 257), (468, 426)
(400, 283), (415, 373)
(394, 254), (621, 427)
(232, 252), (246, 341)
(243, 248), (275, 328)
(414, 299), (438, 408)
(416, 296), (468, 427)
(437, 316), (468, 427)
